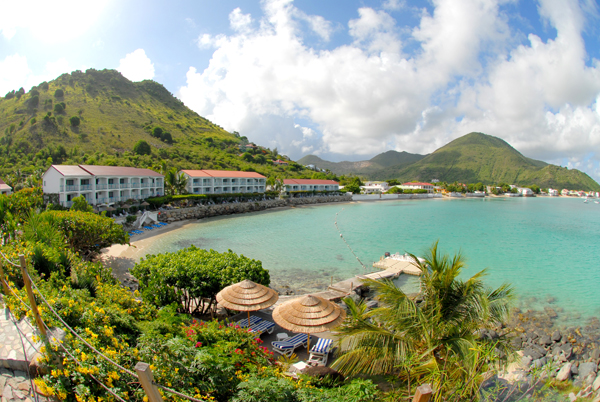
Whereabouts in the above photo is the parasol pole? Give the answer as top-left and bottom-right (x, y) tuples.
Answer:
(248, 310), (251, 326)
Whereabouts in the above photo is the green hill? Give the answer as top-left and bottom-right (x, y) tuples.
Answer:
(0, 69), (308, 185)
(298, 150), (425, 175)
(382, 132), (599, 190)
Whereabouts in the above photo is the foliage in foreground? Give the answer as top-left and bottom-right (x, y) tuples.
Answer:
(131, 246), (270, 314)
(332, 241), (515, 401)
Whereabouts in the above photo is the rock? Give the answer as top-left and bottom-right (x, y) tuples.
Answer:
(579, 362), (598, 380)
(593, 373), (600, 391)
(572, 364), (579, 376)
(557, 363), (573, 381)
(521, 356), (533, 368)
(539, 335), (552, 346)
(524, 347), (543, 360)
(303, 366), (345, 383)
(532, 358), (546, 369)
(488, 329), (499, 339)
(3, 385), (14, 400)
(568, 392), (577, 402)
(545, 306), (558, 318)
(365, 300), (378, 309)
(552, 330), (562, 342)
(592, 349), (600, 360)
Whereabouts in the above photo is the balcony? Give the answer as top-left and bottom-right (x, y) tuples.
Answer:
(96, 184), (108, 190)
(64, 201), (73, 207)
(65, 185), (79, 191)
(120, 183), (129, 189)
(108, 184), (119, 189)
(130, 182), (140, 188)
(140, 183), (150, 188)
(80, 184), (92, 191)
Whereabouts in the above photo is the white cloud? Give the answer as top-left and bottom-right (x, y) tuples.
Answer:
(0, 0), (109, 42)
(0, 54), (78, 94)
(117, 49), (155, 82)
(178, 0), (600, 181)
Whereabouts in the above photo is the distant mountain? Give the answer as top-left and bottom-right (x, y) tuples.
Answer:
(374, 132), (600, 190)
(297, 150), (426, 175)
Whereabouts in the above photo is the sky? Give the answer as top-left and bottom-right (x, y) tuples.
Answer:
(1, 0), (600, 180)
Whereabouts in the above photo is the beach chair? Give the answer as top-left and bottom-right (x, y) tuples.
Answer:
(271, 333), (309, 357)
(235, 315), (262, 328)
(249, 320), (275, 336)
(307, 338), (333, 366)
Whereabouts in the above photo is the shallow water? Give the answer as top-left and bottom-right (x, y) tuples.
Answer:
(141, 197), (600, 326)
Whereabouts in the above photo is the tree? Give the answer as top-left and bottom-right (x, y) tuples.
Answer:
(161, 131), (173, 143)
(152, 126), (164, 138)
(70, 195), (94, 212)
(333, 241), (513, 401)
(69, 116), (80, 127)
(54, 88), (64, 98)
(165, 168), (188, 195)
(344, 183), (360, 194)
(29, 95), (39, 108)
(133, 140), (151, 155)
(131, 246), (270, 314)
(388, 179), (399, 186)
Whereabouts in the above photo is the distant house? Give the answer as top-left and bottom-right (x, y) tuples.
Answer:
(305, 164), (316, 170)
(0, 178), (12, 195)
(401, 182), (434, 193)
(43, 165), (164, 207)
(283, 179), (339, 191)
(273, 159), (289, 166)
(561, 189), (569, 196)
(517, 187), (534, 197)
(548, 188), (559, 196)
(181, 170), (266, 195)
(361, 181), (389, 194)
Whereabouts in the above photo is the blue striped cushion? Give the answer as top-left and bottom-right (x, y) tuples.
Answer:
(236, 315), (262, 328)
(310, 338), (332, 354)
(249, 320), (275, 333)
(272, 333), (308, 349)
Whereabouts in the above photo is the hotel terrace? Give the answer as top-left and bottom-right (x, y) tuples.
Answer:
(283, 179), (340, 192)
(181, 170), (267, 194)
(43, 165), (164, 207)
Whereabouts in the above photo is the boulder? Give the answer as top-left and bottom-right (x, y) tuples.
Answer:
(579, 362), (598, 380)
(521, 356), (533, 369)
(365, 300), (378, 309)
(572, 364), (579, 376)
(551, 330), (562, 342)
(592, 349), (600, 360)
(557, 363), (573, 381)
(539, 336), (552, 346)
(303, 366), (345, 384)
(592, 373), (600, 392)
(524, 347), (544, 360)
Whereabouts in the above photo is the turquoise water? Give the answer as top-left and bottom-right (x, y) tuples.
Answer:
(142, 197), (600, 325)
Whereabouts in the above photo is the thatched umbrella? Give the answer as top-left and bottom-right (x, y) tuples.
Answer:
(105, 206), (115, 212)
(272, 294), (346, 350)
(140, 201), (150, 206)
(216, 280), (279, 325)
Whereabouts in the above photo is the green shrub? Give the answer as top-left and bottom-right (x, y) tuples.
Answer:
(69, 115), (80, 127)
(133, 139), (151, 155)
(131, 246), (270, 314)
(54, 88), (64, 98)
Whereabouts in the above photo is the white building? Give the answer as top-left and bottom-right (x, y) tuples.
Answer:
(182, 170), (266, 194)
(548, 188), (559, 196)
(361, 181), (389, 194)
(43, 165), (164, 207)
(0, 178), (12, 195)
(401, 182), (434, 193)
(283, 179), (340, 191)
(517, 187), (534, 197)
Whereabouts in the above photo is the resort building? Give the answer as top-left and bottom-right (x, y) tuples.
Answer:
(361, 181), (390, 194)
(561, 189), (570, 196)
(548, 188), (559, 196)
(273, 159), (289, 166)
(400, 182), (435, 193)
(283, 179), (340, 191)
(43, 165), (164, 207)
(0, 178), (12, 195)
(517, 187), (534, 197)
(181, 170), (266, 194)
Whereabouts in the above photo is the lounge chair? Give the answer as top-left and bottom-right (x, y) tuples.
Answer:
(307, 338), (333, 366)
(249, 320), (275, 336)
(271, 333), (309, 357)
(235, 315), (262, 328)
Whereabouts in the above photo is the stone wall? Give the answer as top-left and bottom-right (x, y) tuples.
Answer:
(157, 195), (352, 222)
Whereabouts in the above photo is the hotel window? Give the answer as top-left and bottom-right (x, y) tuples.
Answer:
(108, 179), (114, 184)
(66, 179), (74, 185)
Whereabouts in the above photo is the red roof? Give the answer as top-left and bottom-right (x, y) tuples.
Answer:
(182, 170), (266, 179)
(402, 182), (433, 186)
(284, 179), (339, 185)
(79, 165), (163, 177)
(51, 165), (92, 176)
(0, 178), (11, 190)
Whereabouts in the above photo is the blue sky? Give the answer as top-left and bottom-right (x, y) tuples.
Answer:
(1, 0), (600, 181)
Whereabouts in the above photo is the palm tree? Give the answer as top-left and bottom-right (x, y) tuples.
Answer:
(165, 168), (188, 195)
(332, 241), (513, 401)
(266, 176), (284, 192)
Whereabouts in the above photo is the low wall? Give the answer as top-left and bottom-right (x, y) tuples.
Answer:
(157, 195), (352, 222)
(353, 193), (442, 201)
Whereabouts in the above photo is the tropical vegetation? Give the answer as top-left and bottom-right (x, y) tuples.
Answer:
(333, 241), (514, 401)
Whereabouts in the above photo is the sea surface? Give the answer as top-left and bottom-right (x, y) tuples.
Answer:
(141, 197), (600, 327)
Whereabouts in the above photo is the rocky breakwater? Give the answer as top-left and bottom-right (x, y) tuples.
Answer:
(507, 308), (600, 400)
(158, 195), (352, 222)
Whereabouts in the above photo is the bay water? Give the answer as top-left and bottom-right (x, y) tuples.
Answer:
(142, 197), (600, 326)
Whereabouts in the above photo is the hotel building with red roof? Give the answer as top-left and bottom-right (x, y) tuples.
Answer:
(181, 170), (267, 194)
(43, 165), (164, 207)
(283, 179), (340, 192)
(400, 182), (434, 193)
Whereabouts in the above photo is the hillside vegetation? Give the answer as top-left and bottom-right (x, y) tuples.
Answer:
(0, 69), (309, 184)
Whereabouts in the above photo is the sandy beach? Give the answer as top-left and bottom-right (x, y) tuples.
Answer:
(101, 219), (196, 284)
